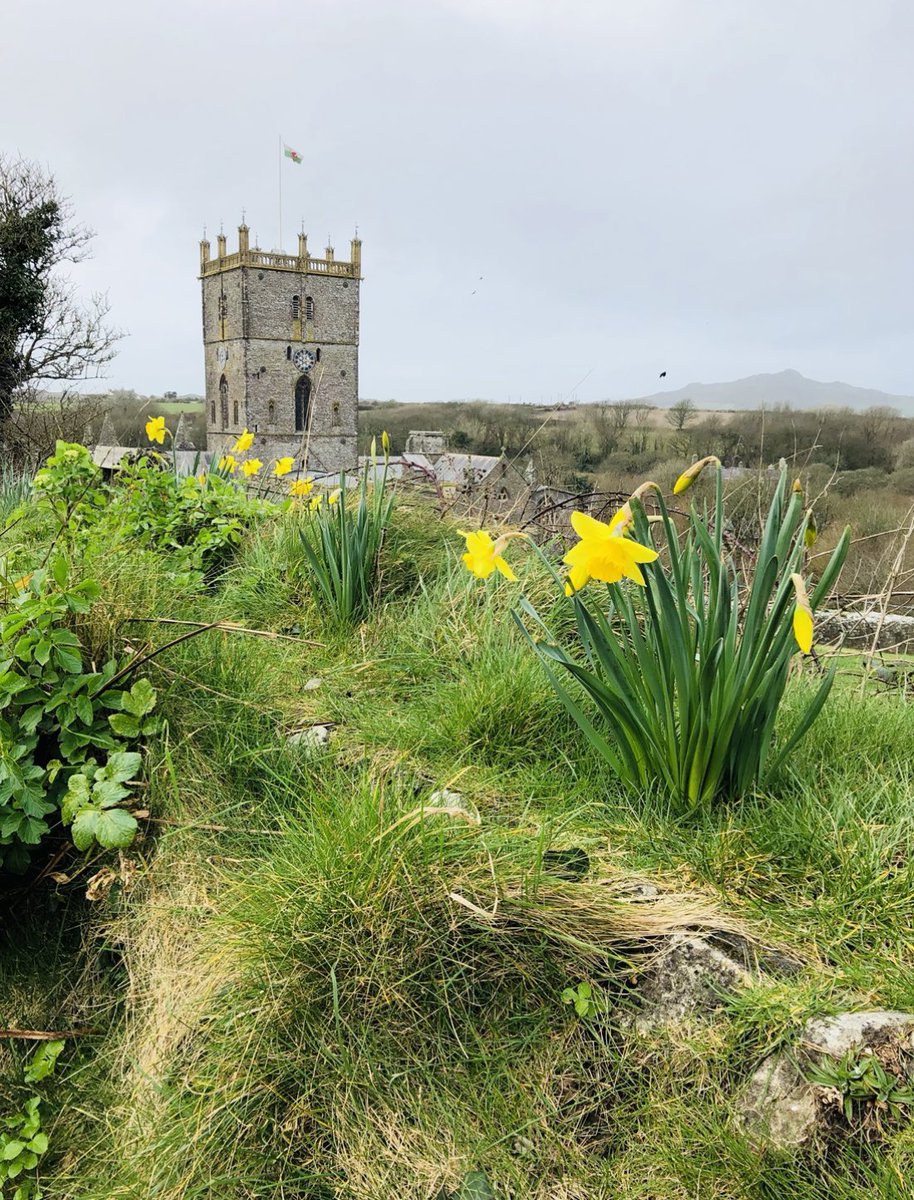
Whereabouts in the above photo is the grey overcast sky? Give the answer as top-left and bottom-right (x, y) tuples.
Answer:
(3, 0), (913, 402)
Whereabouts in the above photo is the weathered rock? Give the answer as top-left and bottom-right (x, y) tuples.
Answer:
(428, 788), (464, 806)
(624, 934), (752, 1033)
(287, 723), (332, 750)
(303, 677), (323, 691)
(739, 1010), (914, 1150)
(817, 609), (914, 653)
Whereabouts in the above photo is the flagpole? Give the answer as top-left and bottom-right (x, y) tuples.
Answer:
(278, 134), (283, 250)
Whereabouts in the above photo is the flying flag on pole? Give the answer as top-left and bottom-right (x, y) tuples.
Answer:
(283, 142), (303, 164)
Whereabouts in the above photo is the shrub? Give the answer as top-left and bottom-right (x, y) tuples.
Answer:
(517, 465), (850, 810)
(0, 561), (157, 872)
(832, 467), (889, 497)
(30, 441), (268, 585)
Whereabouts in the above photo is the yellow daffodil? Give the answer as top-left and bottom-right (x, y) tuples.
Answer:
(218, 454), (237, 474)
(197, 471), (207, 485)
(328, 489), (341, 506)
(145, 415), (167, 444)
(673, 455), (721, 495)
(289, 476), (314, 497)
(309, 495), (323, 511)
(790, 573), (814, 654)
(458, 529), (519, 581)
(233, 428), (254, 454)
(242, 458), (263, 477)
(563, 509), (658, 594)
(274, 456), (294, 477)
(804, 511), (817, 548)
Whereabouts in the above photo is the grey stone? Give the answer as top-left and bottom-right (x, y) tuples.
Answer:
(739, 1010), (914, 1150)
(303, 677), (323, 691)
(428, 788), (464, 806)
(287, 724), (332, 750)
(817, 609), (914, 653)
(624, 934), (752, 1033)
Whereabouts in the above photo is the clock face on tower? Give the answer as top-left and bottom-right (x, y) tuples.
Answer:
(292, 348), (316, 371)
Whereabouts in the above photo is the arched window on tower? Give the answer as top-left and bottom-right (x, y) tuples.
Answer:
(219, 375), (229, 427)
(268, 400), (275, 424)
(233, 398), (239, 425)
(305, 296), (314, 321)
(210, 397), (216, 424)
(291, 295), (300, 320)
(294, 375), (311, 433)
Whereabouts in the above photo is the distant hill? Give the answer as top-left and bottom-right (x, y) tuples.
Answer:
(630, 369), (914, 414)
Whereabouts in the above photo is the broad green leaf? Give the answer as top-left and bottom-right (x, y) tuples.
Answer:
(108, 713), (140, 739)
(101, 751), (142, 783)
(71, 808), (100, 851)
(93, 807), (138, 849)
(24, 1041), (64, 1084)
(452, 1170), (496, 1200)
(92, 779), (130, 808)
(123, 678), (156, 717)
(53, 647), (82, 674)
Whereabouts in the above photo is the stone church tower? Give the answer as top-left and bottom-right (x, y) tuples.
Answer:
(199, 223), (361, 472)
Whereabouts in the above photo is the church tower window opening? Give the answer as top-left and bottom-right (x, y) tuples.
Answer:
(294, 375), (311, 433)
(219, 375), (229, 426)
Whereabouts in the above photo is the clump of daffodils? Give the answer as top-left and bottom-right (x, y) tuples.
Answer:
(457, 459), (849, 809)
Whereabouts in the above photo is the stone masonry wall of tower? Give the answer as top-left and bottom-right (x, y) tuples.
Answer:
(200, 226), (361, 474)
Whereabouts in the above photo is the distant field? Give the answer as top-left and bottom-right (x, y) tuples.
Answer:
(158, 400), (204, 415)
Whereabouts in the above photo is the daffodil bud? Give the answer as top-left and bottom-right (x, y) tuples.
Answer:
(790, 573), (814, 654)
(370, 436), (377, 460)
(792, 478), (803, 495)
(804, 511), (817, 548)
(382, 430), (390, 454)
(673, 456), (721, 496)
(612, 481), (661, 533)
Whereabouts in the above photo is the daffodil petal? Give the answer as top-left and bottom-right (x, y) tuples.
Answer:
(793, 607), (814, 654)
(494, 556), (517, 581)
(570, 510), (612, 540)
(621, 540), (659, 564)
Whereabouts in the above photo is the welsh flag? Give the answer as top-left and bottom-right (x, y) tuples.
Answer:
(283, 142), (303, 164)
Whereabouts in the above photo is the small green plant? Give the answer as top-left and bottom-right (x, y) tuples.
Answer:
(60, 750), (144, 850)
(0, 1040), (63, 1199)
(0, 562), (157, 871)
(31, 442), (106, 535)
(561, 980), (599, 1017)
(519, 465), (850, 809)
(807, 1049), (914, 1125)
(296, 443), (395, 624)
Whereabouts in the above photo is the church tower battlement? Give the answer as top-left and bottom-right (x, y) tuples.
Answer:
(199, 223), (361, 472)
